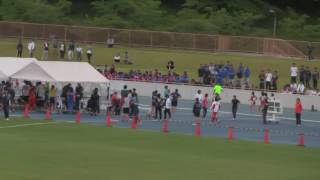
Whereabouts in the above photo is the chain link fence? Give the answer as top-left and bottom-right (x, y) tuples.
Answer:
(0, 21), (319, 59)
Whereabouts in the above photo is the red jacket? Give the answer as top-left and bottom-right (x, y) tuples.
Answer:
(295, 102), (302, 113)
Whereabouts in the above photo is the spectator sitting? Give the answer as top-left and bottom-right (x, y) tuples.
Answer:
(114, 53), (121, 63)
(297, 82), (305, 94)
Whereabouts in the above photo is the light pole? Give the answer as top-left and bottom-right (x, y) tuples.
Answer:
(269, 9), (277, 37)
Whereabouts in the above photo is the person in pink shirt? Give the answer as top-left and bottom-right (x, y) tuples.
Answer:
(202, 93), (209, 119)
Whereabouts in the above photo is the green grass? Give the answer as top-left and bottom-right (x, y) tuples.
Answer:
(0, 38), (320, 88)
(0, 118), (319, 180)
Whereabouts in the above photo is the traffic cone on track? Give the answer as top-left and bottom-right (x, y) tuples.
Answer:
(44, 107), (52, 120)
(106, 111), (112, 128)
(75, 110), (81, 124)
(195, 118), (201, 137)
(162, 119), (169, 133)
(23, 104), (30, 118)
(228, 127), (233, 142)
(263, 129), (269, 144)
(297, 133), (305, 147)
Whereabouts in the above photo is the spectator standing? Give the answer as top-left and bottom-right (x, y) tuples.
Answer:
(107, 37), (114, 48)
(265, 69), (272, 90)
(261, 94), (268, 125)
(1, 89), (10, 120)
(42, 41), (49, 60)
(201, 93), (208, 119)
(305, 66), (312, 89)
(59, 42), (66, 60)
(27, 40), (35, 58)
(67, 41), (75, 61)
(299, 65), (305, 85)
(49, 85), (57, 111)
(231, 95), (240, 120)
(194, 90), (203, 102)
(192, 98), (201, 119)
(164, 94), (172, 120)
(75, 83), (83, 111)
(75, 46), (83, 61)
(16, 40), (23, 57)
(124, 51), (132, 64)
(244, 66), (251, 85)
(91, 88), (100, 116)
(272, 70), (278, 90)
(295, 98), (302, 125)
(258, 70), (265, 90)
(290, 63), (298, 83)
(312, 67), (319, 89)
(307, 43), (314, 60)
(154, 93), (163, 120)
(171, 89), (181, 113)
(86, 47), (93, 64)
(163, 85), (170, 97)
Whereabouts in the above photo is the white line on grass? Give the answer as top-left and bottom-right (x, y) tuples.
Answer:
(0, 122), (59, 129)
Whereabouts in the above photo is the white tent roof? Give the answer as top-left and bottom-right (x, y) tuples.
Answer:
(0, 70), (7, 81)
(10, 62), (56, 82)
(37, 61), (109, 83)
(0, 57), (37, 76)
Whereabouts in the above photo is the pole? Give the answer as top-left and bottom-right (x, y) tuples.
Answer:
(273, 15), (277, 37)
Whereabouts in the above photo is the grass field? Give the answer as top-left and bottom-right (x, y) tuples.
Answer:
(0, 118), (319, 180)
(0, 38), (320, 88)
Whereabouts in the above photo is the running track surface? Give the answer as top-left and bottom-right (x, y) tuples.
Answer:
(5, 96), (320, 148)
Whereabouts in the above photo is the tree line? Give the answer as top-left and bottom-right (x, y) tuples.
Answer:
(0, 0), (319, 41)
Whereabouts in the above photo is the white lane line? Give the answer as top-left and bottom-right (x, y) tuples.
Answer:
(0, 122), (59, 129)
(138, 104), (320, 123)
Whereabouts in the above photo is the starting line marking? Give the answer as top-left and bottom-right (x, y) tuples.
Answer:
(0, 122), (59, 129)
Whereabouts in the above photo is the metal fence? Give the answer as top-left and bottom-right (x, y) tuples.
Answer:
(0, 21), (319, 59)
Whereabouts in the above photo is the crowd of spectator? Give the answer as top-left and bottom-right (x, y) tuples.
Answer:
(284, 63), (320, 95)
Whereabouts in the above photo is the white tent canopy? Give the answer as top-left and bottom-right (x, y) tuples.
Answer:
(0, 57), (36, 78)
(0, 70), (7, 81)
(10, 62), (56, 82)
(37, 61), (109, 83)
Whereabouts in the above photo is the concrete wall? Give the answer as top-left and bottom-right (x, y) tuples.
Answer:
(110, 80), (320, 110)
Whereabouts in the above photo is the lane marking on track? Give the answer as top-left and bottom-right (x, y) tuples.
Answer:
(0, 122), (59, 129)
(138, 104), (320, 123)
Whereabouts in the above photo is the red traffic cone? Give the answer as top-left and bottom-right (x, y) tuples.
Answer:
(263, 129), (269, 144)
(228, 127), (233, 142)
(131, 116), (137, 129)
(75, 110), (81, 124)
(195, 118), (201, 137)
(44, 107), (52, 120)
(162, 119), (169, 133)
(297, 133), (305, 147)
(106, 111), (112, 128)
(23, 104), (30, 118)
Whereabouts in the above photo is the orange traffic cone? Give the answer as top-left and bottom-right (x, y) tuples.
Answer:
(106, 111), (112, 127)
(44, 107), (52, 120)
(131, 116), (137, 129)
(195, 118), (201, 137)
(263, 129), (269, 144)
(228, 127), (233, 142)
(162, 119), (169, 133)
(75, 110), (81, 124)
(297, 133), (305, 147)
(23, 104), (30, 118)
